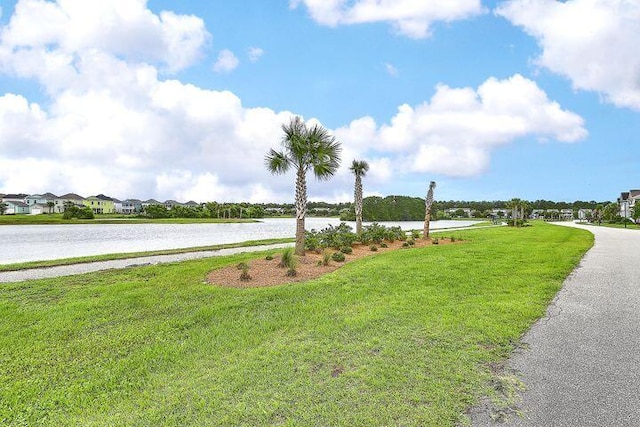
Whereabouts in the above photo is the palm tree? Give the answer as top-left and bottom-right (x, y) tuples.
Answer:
(423, 181), (436, 239)
(349, 159), (369, 234)
(265, 116), (342, 255)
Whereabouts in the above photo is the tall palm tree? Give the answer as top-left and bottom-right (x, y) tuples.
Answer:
(349, 159), (369, 235)
(265, 116), (342, 255)
(423, 181), (436, 239)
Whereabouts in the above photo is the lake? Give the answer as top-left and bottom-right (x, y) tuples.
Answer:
(0, 218), (480, 264)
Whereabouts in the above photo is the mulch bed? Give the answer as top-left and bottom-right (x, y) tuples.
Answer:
(207, 237), (458, 288)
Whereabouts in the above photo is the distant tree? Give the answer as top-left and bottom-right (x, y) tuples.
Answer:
(349, 159), (369, 235)
(46, 201), (55, 214)
(145, 204), (170, 219)
(602, 202), (620, 222)
(0, 202), (7, 215)
(265, 116), (342, 255)
(632, 203), (640, 223)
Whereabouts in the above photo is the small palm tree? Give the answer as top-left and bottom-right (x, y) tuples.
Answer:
(265, 116), (342, 255)
(349, 159), (369, 234)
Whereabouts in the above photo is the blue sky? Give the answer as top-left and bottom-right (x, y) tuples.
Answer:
(0, 0), (638, 203)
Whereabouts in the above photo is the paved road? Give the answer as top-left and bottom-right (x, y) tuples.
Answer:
(472, 222), (640, 426)
(0, 243), (292, 283)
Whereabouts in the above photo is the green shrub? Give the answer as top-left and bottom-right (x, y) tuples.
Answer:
(322, 250), (332, 266)
(402, 242), (410, 248)
(332, 252), (345, 262)
(278, 247), (295, 268)
(340, 246), (353, 254)
(411, 230), (420, 239)
(450, 236), (456, 243)
(236, 262), (251, 281)
(380, 243), (388, 248)
(408, 239), (415, 246)
(265, 254), (274, 261)
(433, 238), (439, 245)
(370, 245), (378, 251)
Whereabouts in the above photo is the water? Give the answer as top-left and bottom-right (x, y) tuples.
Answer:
(0, 218), (479, 264)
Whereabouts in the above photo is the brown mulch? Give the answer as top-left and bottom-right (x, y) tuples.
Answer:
(207, 237), (459, 288)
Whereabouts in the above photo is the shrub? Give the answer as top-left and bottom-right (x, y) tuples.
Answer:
(361, 223), (386, 244)
(450, 236), (456, 243)
(236, 262), (251, 281)
(340, 246), (353, 254)
(286, 267), (297, 277)
(322, 250), (332, 266)
(314, 223), (357, 249)
(265, 254), (274, 261)
(304, 229), (321, 251)
(279, 247), (295, 268)
(380, 243), (388, 248)
(332, 252), (346, 262)
(408, 239), (415, 246)
(433, 238), (439, 245)
(402, 242), (410, 248)
(370, 245), (378, 251)
(411, 230), (420, 239)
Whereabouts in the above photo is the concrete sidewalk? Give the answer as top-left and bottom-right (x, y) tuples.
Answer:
(0, 243), (292, 283)
(472, 222), (640, 426)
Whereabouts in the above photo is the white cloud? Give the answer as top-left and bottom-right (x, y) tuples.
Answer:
(247, 47), (264, 62)
(336, 74), (587, 178)
(0, 0), (210, 78)
(289, 0), (485, 38)
(213, 49), (239, 73)
(497, 0), (640, 110)
(384, 62), (398, 76)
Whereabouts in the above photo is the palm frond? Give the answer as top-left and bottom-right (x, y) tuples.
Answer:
(265, 149), (291, 175)
(349, 159), (370, 177)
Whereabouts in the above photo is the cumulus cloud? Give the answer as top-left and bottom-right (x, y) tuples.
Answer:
(335, 74), (587, 178)
(497, 0), (640, 110)
(213, 49), (239, 73)
(289, 0), (484, 38)
(247, 47), (264, 62)
(0, 0), (295, 202)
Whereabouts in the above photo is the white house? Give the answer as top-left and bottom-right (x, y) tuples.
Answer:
(618, 190), (640, 219)
(4, 200), (30, 214)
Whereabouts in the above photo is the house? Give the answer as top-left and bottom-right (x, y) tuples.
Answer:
(58, 193), (85, 211)
(446, 207), (472, 218)
(560, 209), (575, 220)
(530, 209), (545, 219)
(121, 199), (143, 214)
(29, 203), (51, 215)
(4, 200), (30, 214)
(577, 209), (593, 221)
(618, 190), (640, 218)
(83, 194), (115, 214)
(2, 193), (28, 203)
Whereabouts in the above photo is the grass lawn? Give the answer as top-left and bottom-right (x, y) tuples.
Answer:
(0, 223), (593, 426)
(0, 214), (259, 225)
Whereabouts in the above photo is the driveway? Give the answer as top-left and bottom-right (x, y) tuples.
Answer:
(472, 222), (640, 426)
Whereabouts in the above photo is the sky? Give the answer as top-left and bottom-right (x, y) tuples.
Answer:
(0, 0), (638, 204)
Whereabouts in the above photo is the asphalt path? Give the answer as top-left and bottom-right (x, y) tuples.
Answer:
(0, 243), (292, 283)
(472, 222), (640, 426)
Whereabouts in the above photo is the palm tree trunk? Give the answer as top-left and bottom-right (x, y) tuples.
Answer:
(423, 209), (431, 239)
(355, 175), (363, 234)
(294, 168), (307, 255)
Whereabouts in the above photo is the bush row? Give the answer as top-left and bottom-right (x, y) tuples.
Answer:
(305, 222), (408, 251)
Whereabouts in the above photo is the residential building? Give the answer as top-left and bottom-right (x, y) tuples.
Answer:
(618, 190), (640, 219)
(164, 200), (183, 210)
(2, 193), (28, 203)
(29, 203), (51, 215)
(121, 199), (143, 214)
(4, 200), (30, 214)
(83, 194), (115, 214)
(58, 193), (85, 211)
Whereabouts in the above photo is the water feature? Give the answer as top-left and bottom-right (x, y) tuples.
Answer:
(0, 218), (480, 264)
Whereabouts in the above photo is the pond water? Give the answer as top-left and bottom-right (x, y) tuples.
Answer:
(0, 218), (480, 264)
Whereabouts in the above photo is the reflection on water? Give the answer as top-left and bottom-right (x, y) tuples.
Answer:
(0, 218), (479, 264)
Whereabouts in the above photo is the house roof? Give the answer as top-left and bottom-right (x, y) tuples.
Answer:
(59, 193), (84, 200)
(630, 190), (640, 198)
(3, 193), (28, 199)
(95, 194), (114, 201)
(5, 200), (29, 207)
(42, 192), (58, 198)
(143, 199), (162, 204)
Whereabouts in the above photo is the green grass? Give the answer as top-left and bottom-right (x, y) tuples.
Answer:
(0, 214), (258, 225)
(0, 238), (294, 272)
(0, 222), (593, 426)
